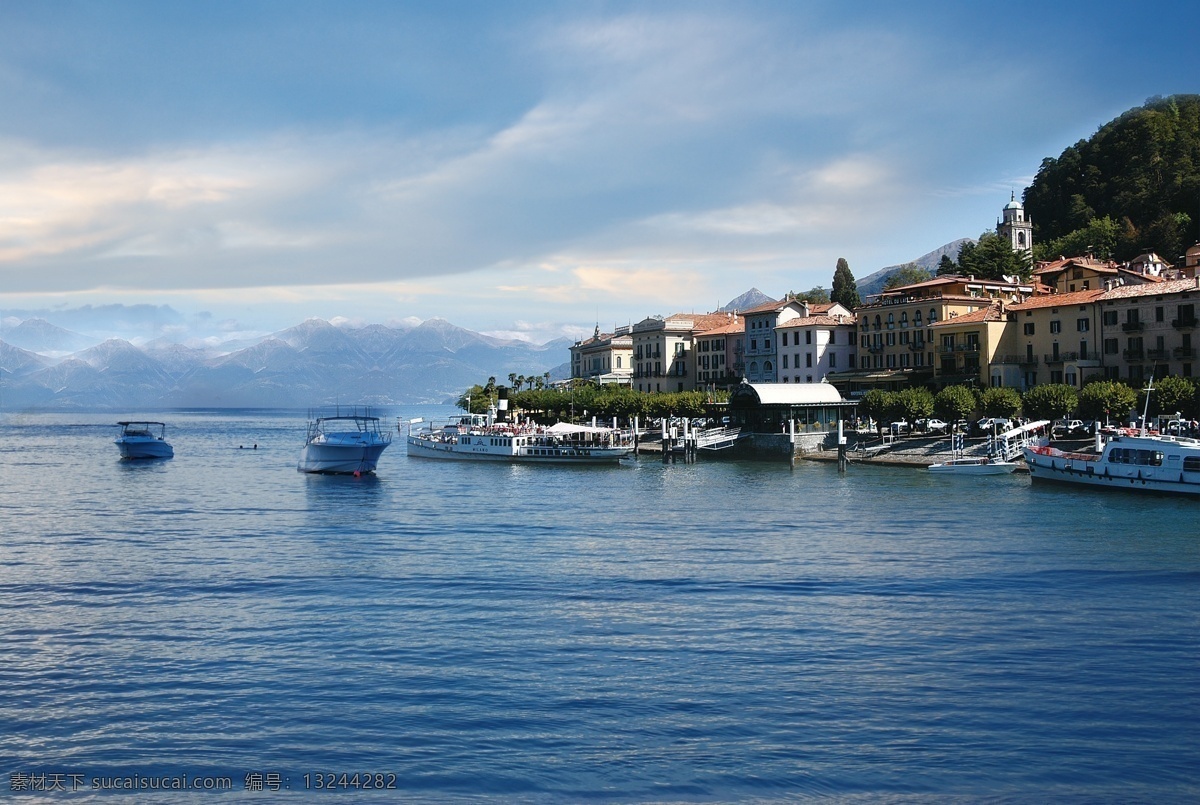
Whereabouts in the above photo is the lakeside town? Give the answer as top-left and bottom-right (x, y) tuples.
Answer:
(567, 195), (1200, 458)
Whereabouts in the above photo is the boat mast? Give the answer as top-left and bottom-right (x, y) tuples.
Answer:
(1140, 376), (1155, 438)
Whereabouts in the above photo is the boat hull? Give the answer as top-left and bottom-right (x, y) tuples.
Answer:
(298, 442), (389, 474)
(407, 435), (630, 464)
(116, 437), (174, 460)
(928, 461), (1017, 475)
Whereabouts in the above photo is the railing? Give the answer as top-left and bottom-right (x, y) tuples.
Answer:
(1123, 348), (1145, 360)
(1021, 356), (1039, 366)
(1146, 348), (1170, 360)
(1121, 321), (1145, 332)
(868, 345), (884, 354)
(1174, 347), (1196, 359)
(908, 342), (925, 352)
(1044, 351), (1081, 363)
(1172, 317), (1197, 329)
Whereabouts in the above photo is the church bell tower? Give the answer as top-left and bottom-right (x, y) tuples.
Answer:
(997, 191), (1033, 256)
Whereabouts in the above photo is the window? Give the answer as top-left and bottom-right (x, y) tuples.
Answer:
(1024, 323), (1035, 335)
(806, 353), (813, 367)
(781, 332), (788, 347)
(782, 354), (788, 369)
(764, 339), (771, 350)
(1066, 371), (1077, 386)
(1077, 318), (1090, 332)
(1103, 311), (1118, 326)
(1104, 338), (1118, 354)
(1050, 320), (1061, 334)
(1156, 306), (1164, 322)
(806, 330), (812, 345)
(830, 353), (837, 368)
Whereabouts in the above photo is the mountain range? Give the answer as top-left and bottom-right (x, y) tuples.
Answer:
(0, 317), (572, 410)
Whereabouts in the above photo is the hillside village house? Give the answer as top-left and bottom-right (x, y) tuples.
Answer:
(1033, 255), (1167, 294)
(997, 289), (1104, 389)
(740, 299), (852, 383)
(631, 312), (730, 393)
(569, 325), (633, 384)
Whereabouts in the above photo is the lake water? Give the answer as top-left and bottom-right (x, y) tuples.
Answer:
(1, 407), (1197, 801)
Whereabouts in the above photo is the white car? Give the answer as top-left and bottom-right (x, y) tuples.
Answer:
(921, 418), (949, 433)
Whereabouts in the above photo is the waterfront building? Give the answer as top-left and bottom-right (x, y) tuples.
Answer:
(1094, 277), (1200, 382)
(774, 311), (857, 384)
(999, 289), (1105, 389)
(1033, 255), (1168, 294)
(833, 274), (1033, 396)
(693, 315), (743, 389)
(725, 381), (858, 453)
(929, 303), (1009, 388)
(631, 312), (730, 393)
(570, 325), (633, 384)
(739, 298), (807, 383)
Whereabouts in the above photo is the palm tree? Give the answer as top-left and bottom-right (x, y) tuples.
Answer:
(515, 375), (526, 392)
(508, 373), (518, 389)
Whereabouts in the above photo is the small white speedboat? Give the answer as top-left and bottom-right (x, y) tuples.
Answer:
(928, 456), (1017, 475)
(115, 421), (174, 460)
(298, 409), (391, 475)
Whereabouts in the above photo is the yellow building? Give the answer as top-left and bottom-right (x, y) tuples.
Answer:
(996, 289), (1105, 389)
(929, 304), (1009, 387)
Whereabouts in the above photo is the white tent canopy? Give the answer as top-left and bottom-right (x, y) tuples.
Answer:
(544, 422), (614, 435)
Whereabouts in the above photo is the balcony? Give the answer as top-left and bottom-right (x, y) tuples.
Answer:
(1146, 348), (1170, 361)
(908, 342), (926, 352)
(1121, 321), (1145, 333)
(1172, 317), (1198, 330)
(868, 345), (885, 354)
(1020, 355), (1039, 366)
(1174, 347), (1196, 359)
(1044, 351), (1081, 364)
(1123, 348), (1145, 360)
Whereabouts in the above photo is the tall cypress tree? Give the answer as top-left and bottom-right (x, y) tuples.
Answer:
(830, 257), (861, 310)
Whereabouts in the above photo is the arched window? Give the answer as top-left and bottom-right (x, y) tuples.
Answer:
(929, 308), (938, 324)
(749, 361), (759, 376)
(763, 361), (773, 374)
(887, 313), (894, 329)
(900, 312), (908, 327)
(874, 315), (882, 330)
(914, 310), (923, 325)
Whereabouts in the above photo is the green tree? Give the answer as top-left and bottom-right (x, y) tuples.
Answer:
(893, 387), (934, 425)
(958, 232), (1031, 280)
(1021, 384), (1079, 421)
(1078, 381), (1138, 424)
(979, 386), (1023, 419)
(830, 257), (861, 310)
(936, 254), (958, 276)
(790, 286), (831, 304)
(934, 385), (977, 426)
(1140, 376), (1196, 418)
(882, 263), (933, 291)
(858, 389), (894, 432)
(456, 384), (489, 413)
(1033, 216), (1121, 262)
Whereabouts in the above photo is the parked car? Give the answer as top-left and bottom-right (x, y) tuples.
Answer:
(1051, 419), (1086, 439)
(974, 417), (1012, 435)
(917, 418), (949, 433)
(889, 421), (910, 435)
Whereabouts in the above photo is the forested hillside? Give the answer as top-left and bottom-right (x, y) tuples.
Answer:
(1025, 95), (1200, 263)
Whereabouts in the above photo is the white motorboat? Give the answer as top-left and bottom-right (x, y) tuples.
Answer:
(298, 409), (392, 475)
(115, 421), (174, 460)
(1022, 378), (1200, 495)
(928, 456), (1018, 474)
(404, 414), (633, 464)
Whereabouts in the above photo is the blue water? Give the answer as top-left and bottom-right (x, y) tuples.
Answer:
(1, 407), (1197, 801)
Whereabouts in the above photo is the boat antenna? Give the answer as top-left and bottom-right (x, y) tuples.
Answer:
(1140, 375), (1155, 437)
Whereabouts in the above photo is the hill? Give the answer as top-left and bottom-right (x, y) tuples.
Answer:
(855, 239), (972, 298)
(1025, 94), (1200, 262)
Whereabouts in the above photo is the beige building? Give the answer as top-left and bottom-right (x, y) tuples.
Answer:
(1094, 277), (1200, 383)
(693, 316), (743, 389)
(569, 325), (633, 384)
(631, 313), (730, 393)
(837, 275), (1033, 394)
(929, 304), (1010, 388)
(998, 289), (1105, 389)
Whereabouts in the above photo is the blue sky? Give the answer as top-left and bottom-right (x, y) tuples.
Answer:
(0, 0), (1194, 347)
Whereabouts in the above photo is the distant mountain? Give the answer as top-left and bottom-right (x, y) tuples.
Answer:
(856, 239), (973, 298)
(720, 288), (775, 313)
(0, 317), (97, 355)
(0, 318), (573, 410)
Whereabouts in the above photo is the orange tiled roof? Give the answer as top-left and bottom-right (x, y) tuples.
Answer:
(930, 305), (1006, 326)
(1008, 289), (1105, 311)
(1099, 277), (1200, 300)
(776, 315), (857, 328)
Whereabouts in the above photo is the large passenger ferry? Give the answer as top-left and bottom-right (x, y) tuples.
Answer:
(404, 414), (633, 464)
(1022, 380), (1200, 495)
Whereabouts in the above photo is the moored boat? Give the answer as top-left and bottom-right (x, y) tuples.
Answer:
(928, 456), (1018, 474)
(115, 421), (174, 460)
(404, 414), (633, 464)
(298, 409), (391, 475)
(1022, 378), (1200, 495)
